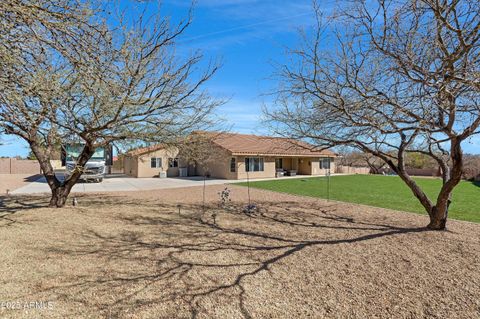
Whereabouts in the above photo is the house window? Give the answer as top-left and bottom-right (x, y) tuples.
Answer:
(275, 158), (283, 169)
(168, 158), (179, 168)
(245, 157), (264, 172)
(151, 158), (162, 168)
(320, 158), (331, 169)
(230, 158), (236, 172)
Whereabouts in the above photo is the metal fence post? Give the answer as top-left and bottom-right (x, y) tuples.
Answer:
(326, 168), (331, 202)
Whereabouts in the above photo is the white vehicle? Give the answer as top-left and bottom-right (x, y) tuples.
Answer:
(64, 145), (107, 183)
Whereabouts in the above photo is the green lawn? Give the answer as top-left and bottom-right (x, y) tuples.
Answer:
(235, 175), (480, 223)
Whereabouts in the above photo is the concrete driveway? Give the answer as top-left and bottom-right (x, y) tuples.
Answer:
(11, 174), (231, 194)
(11, 173), (339, 195)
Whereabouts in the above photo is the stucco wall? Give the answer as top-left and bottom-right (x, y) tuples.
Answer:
(236, 156), (276, 179)
(297, 158), (311, 175)
(310, 158), (321, 175)
(123, 156), (138, 177)
(0, 158), (41, 174)
(195, 145), (236, 179)
(124, 144), (233, 179)
(123, 143), (336, 180)
(228, 156), (336, 180)
(136, 148), (180, 178)
(336, 165), (369, 174)
(312, 157), (336, 176)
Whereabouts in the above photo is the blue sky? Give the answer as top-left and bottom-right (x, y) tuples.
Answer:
(1, 0), (479, 156)
(171, 0), (326, 132)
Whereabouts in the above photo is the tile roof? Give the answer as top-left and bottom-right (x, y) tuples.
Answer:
(126, 144), (165, 157)
(202, 132), (336, 157)
(126, 133), (336, 157)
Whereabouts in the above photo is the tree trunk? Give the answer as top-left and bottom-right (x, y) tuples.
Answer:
(29, 141), (67, 207)
(427, 138), (463, 230)
(48, 175), (79, 208)
(30, 140), (94, 208)
(49, 187), (69, 208)
(427, 206), (447, 230)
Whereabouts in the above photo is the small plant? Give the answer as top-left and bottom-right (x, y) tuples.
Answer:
(243, 203), (258, 215)
(211, 212), (217, 224)
(218, 187), (231, 208)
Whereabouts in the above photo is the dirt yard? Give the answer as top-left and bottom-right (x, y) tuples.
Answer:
(0, 174), (40, 194)
(0, 185), (479, 318)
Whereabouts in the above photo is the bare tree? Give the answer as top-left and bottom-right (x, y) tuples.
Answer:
(178, 132), (229, 176)
(337, 149), (385, 172)
(463, 154), (480, 180)
(0, 0), (221, 207)
(265, 0), (480, 230)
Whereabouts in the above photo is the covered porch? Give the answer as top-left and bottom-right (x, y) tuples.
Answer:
(274, 157), (309, 177)
(274, 156), (333, 177)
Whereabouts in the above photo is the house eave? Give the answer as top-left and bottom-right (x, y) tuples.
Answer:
(230, 152), (336, 157)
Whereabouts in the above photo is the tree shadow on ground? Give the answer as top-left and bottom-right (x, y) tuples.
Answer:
(0, 195), (48, 226)
(22, 174), (43, 183)
(23, 199), (429, 318)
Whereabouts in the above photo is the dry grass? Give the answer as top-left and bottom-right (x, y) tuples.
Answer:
(0, 174), (40, 194)
(0, 185), (479, 318)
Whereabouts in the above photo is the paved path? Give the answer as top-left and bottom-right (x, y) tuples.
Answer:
(11, 175), (229, 194)
(11, 174), (343, 195)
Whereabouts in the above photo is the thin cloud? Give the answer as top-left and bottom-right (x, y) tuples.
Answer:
(216, 99), (265, 133)
(180, 11), (313, 43)
(172, 0), (339, 51)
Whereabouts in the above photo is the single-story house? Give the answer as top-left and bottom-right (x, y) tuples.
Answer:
(123, 145), (184, 178)
(123, 132), (336, 179)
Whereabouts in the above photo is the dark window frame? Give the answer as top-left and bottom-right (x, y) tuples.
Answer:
(151, 157), (162, 168)
(230, 157), (236, 172)
(245, 157), (264, 172)
(275, 158), (283, 169)
(168, 157), (179, 168)
(320, 157), (331, 170)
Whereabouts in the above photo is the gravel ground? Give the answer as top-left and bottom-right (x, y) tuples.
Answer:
(0, 184), (479, 318)
(0, 174), (41, 194)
